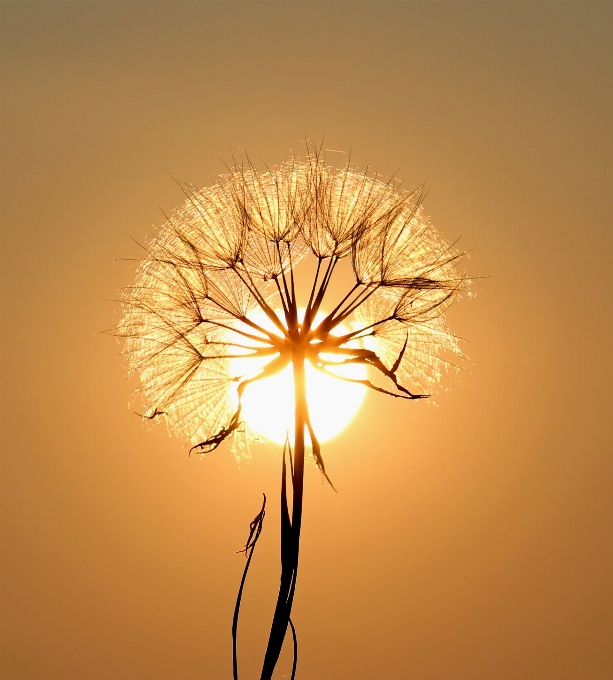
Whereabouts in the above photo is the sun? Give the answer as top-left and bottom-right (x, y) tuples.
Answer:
(229, 312), (367, 445)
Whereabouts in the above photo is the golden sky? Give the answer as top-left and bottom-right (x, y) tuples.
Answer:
(2, 2), (612, 679)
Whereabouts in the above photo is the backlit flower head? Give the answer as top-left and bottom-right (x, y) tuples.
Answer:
(118, 146), (468, 469)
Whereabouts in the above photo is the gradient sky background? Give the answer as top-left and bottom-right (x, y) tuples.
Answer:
(2, 2), (612, 679)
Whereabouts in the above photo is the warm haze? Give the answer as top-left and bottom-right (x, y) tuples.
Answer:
(1, 2), (612, 680)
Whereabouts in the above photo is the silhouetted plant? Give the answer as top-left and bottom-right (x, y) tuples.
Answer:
(116, 143), (468, 679)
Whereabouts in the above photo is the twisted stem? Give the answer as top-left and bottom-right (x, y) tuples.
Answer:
(232, 495), (267, 680)
(260, 353), (306, 680)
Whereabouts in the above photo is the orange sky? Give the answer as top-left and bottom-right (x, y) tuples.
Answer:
(2, 2), (612, 679)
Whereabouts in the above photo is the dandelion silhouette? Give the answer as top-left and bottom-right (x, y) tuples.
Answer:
(117, 143), (468, 679)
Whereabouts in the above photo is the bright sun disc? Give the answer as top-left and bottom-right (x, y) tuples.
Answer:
(229, 313), (367, 445)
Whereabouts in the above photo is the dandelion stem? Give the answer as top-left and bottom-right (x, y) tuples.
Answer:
(288, 618), (298, 680)
(232, 494), (266, 680)
(260, 352), (306, 680)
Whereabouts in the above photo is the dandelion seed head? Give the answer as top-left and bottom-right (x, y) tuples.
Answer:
(117, 146), (469, 454)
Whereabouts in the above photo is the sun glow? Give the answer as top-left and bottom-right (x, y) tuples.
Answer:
(229, 313), (367, 445)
